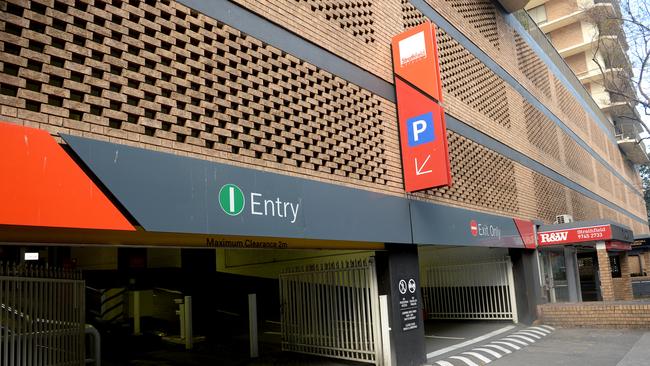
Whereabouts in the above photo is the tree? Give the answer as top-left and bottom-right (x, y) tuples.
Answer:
(639, 164), (650, 220)
(587, 0), (649, 135)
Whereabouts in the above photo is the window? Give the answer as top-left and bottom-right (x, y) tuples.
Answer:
(528, 5), (548, 24)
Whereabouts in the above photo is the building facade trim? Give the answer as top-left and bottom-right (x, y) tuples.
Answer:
(175, 0), (642, 201)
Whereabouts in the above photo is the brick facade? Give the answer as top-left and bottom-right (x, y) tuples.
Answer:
(538, 302), (650, 328)
(0, 0), (646, 234)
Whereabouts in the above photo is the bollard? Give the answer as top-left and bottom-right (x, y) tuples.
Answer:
(133, 291), (141, 335)
(184, 295), (193, 350)
(249, 293), (258, 358)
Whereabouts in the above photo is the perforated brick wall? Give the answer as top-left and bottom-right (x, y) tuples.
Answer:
(0, 0), (646, 234)
(514, 32), (551, 99)
(436, 27), (511, 129)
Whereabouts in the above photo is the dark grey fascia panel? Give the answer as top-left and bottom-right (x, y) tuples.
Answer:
(446, 115), (648, 225)
(62, 134), (412, 244)
(178, 0), (396, 102)
(409, 199), (526, 247)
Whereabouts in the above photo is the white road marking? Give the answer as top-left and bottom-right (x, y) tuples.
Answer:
(450, 356), (480, 366)
(473, 347), (503, 358)
(264, 331), (282, 335)
(515, 330), (541, 339)
(462, 351), (492, 363)
(425, 335), (466, 340)
(484, 343), (512, 354)
(492, 340), (521, 350)
(528, 326), (551, 334)
(426, 325), (516, 359)
(509, 334), (536, 343)
(435, 361), (455, 366)
(266, 320), (282, 325)
(501, 337), (529, 346)
(521, 329), (547, 337)
(540, 325), (555, 331)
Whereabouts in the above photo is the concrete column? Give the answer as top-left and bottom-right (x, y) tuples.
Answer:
(509, 248), (544, 324)
(596, 241), (615, 301)
(641, 252), (650, 276)
(375, 245), (426, 366)
(564, 246), (581, 302)
(618, 252), (634, 301)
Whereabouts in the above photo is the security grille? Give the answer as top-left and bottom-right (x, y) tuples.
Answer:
(422, 258), (518, 322)
(279, 258), (383, 364)
(0, 263), (85, 366)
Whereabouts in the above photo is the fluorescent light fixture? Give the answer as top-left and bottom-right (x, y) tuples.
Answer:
(24, 252), (39, 261)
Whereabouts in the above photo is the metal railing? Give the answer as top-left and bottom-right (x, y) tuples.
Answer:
(0, 263), (85, 366)
(422, 258), (517, 322)
(513, 9), (615, 136)
(279, 258), (383, 365)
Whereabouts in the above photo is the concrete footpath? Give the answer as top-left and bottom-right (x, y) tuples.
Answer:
(489, 328), (648, 366)
(616, 333), (650, 366)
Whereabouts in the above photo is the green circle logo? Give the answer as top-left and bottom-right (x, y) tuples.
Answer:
(219, 184), (245, 216)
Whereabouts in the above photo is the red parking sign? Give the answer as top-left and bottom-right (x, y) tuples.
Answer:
(395, 79), (451, 192)
(392, 21), (451, 192)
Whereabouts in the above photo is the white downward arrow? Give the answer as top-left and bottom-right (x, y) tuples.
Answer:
(415, 155), (432, 175)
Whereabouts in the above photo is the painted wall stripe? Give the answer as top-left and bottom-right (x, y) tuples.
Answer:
(175, 0), (645, 224)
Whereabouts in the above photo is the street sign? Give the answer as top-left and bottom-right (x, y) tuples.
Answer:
(391, 21), (443, 103)
(394, 78), (451, 192)
(538, 224), (613, 246)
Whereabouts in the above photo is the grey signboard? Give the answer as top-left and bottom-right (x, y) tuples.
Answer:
(62, 134), (412, 244)
(63, 135), (532, 248)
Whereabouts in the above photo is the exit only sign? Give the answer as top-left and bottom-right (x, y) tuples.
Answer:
(391, 21), (452, 192)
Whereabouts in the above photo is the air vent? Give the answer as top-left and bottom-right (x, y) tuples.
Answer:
(555, 214), (574, 224)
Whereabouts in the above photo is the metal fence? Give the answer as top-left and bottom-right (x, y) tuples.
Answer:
(279, 258), (383, 365)
(422, 258), (518, 322)
(0, 263), (85, 366)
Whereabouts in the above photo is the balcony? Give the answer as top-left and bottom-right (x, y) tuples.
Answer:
(576, 67), (623, 83)
(557, 35), (617, 58)
(539, 3), (615, 33)
(525, 0), (550, 9)
(617, 136), (650, 164)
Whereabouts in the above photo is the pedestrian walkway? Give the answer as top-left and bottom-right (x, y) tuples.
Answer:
(427, 325), (555, 366)
(616, 333), (650, 366)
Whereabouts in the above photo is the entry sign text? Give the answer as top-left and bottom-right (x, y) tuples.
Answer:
(392, 22), (451, 192)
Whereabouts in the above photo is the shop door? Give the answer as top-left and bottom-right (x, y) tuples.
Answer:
(540, 250), (570, 302)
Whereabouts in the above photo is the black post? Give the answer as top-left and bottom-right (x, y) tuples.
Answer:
(376, 244), (426, 366)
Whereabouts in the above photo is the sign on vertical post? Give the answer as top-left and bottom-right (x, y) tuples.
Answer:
(391, 21), (451, 192)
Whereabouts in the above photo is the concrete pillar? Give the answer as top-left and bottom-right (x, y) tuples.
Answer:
(618, 252), (634, 301)
(641, 252), (650, 276)
(596, 241), (615, 301)
(508, 248), (544, 324)
(375, 245), (426, 366)
(564, 246), (582, 302)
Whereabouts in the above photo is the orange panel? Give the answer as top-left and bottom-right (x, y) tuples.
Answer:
(0, 122), (135, 231)
(391, 21), (443, 103)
